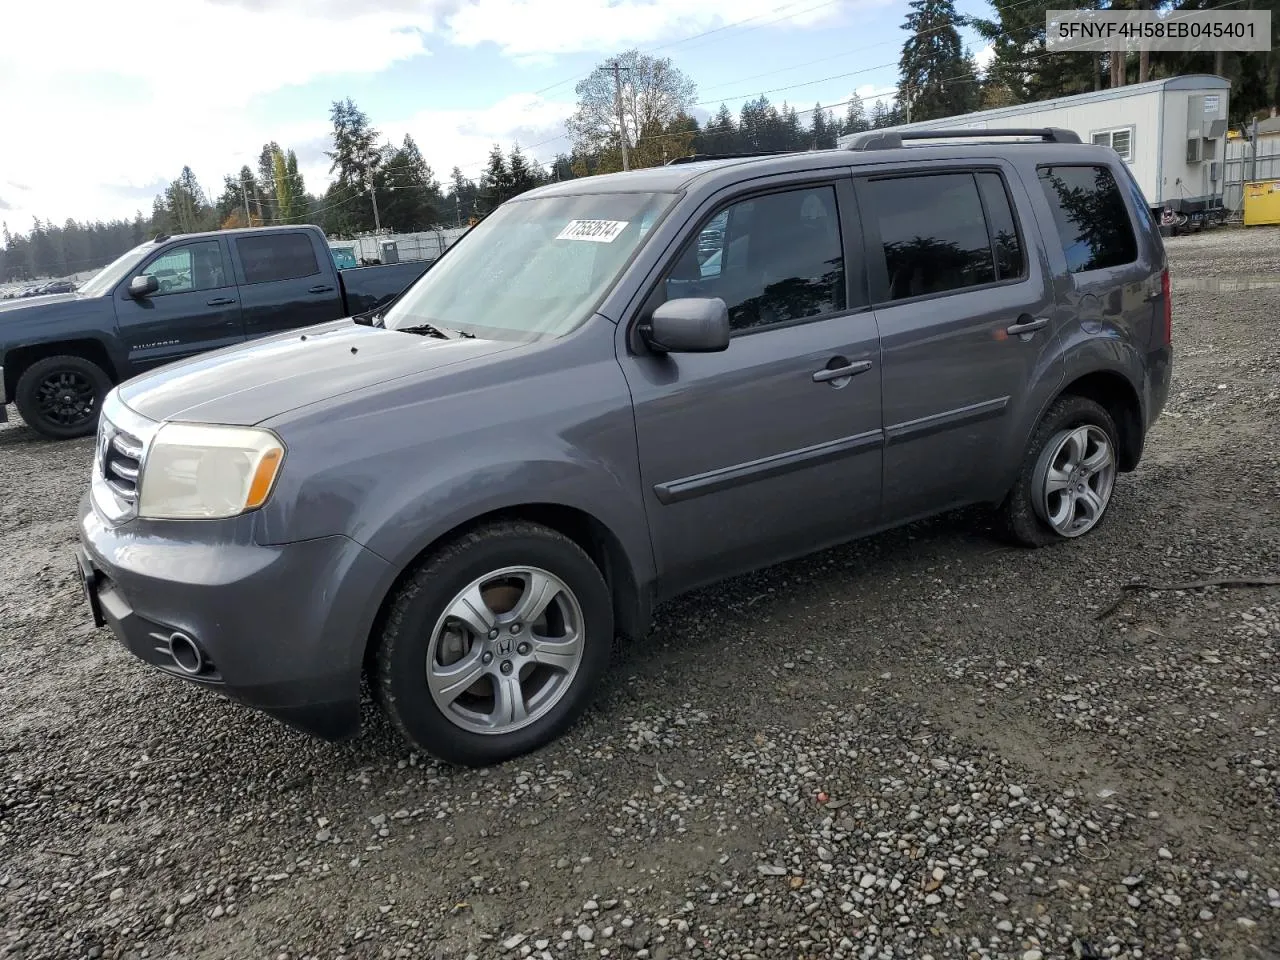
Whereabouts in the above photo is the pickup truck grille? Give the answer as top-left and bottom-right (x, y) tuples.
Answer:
(98, 416), (143, 503)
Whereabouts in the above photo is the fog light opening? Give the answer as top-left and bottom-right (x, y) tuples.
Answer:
(168, 631), (205, 676)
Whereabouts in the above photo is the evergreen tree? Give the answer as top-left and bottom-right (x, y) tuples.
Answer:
(379, 134), (443, 231)
(479, 145), (511, 213)
(696, 104), (739, 155)
(897, 0), (979, 121)
(445, 166), (479, 226)
(808, 104), (839, 149)
(508, 144), (540, 197)
(326, 98), (382, 232)
(969, 0), (1100, 104)
(842, 93), (869, 135)
(549, 154), (576, 182)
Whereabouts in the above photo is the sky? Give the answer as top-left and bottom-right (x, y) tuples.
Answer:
(0, 0), (996, 233)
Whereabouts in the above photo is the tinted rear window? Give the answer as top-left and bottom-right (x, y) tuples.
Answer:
(1037, 165), (1138, 273)
(865, 172), (1012, 301)
(236, 233), (321, 284)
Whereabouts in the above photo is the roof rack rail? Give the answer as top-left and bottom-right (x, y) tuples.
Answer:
(666, 150), (790, 165)
(845, 127), (1082, 151)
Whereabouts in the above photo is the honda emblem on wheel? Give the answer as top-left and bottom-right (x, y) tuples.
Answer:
(496, 637), (513, 656)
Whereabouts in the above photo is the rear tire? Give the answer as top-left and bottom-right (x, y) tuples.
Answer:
(997, 395), (1121, 548)
(14, 355), (112, 440)
(375, 520), (614, 767)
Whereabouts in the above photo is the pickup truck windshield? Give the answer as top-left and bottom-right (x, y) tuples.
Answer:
(76, 243), (154, 298)
(383, 191), (676, 340)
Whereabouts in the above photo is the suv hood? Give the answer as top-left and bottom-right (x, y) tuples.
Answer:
(117, 319), (517, 425)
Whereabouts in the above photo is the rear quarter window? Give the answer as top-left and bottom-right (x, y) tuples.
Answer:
(236, 233), (321, 285)
(1036, 165), (1139, 274)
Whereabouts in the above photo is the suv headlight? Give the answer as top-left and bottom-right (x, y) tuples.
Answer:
(138, 423), (285, 520)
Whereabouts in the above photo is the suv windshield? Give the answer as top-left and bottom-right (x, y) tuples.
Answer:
(383, 191), (676, 340)
(76, 243), (154, 298)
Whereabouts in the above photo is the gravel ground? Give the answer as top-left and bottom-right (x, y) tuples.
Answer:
(2, 226), (1278, 960)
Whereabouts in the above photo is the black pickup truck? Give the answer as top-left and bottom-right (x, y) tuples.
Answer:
(0, 224), (429, 439)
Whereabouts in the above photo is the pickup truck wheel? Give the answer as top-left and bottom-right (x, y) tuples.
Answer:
(376, 521), (614, 767)
(14, 355), (113, 440)
(998, 395), (1120, 548)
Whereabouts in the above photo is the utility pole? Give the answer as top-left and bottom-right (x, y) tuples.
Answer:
(598, 60), (631, 171)
(369, 177), (382, 232)
(364, 148), (383, 233)
(240, 182), (252, 226)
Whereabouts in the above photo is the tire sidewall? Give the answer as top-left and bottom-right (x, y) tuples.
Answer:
(1005, 396), (1121, 547)
(379, 529), (613, 767)
(15, 356), (112, 440)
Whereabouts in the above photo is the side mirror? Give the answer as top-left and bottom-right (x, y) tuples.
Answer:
(128, 274), (159, 298)
(642, 297), (731, 354)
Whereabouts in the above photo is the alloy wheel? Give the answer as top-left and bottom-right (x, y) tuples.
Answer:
(425, 565), (585, 735)
(1032, 424), (1117, 537)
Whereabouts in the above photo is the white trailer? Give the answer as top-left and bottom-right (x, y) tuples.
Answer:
(838, 74), (1231, 222)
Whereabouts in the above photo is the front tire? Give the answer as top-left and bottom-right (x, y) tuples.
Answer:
(375, 521), (614, 767)
(998, 395), (1121, 548)
(14, 355), (113, 440)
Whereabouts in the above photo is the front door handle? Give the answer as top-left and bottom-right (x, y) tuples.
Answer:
(812, 359), (873, 383)
(1006, 315), (1049, 336)
(206, 297), (237, 306)
(308, 284), (335, 294)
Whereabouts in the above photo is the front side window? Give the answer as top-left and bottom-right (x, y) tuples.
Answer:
(236, 233), (321, 285)
(661, 185), (846, 333)
(383, 191), (676, 341)
(139, 241), (227, 295)
(865, 172), (1007, 302)
(1037, 165), (1139, 274)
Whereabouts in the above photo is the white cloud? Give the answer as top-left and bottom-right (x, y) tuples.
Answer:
(974, 43), (996, 74)
(1, 0), (436, 109)
(0, 0), (876, 230)
(447, 0), (852, 58)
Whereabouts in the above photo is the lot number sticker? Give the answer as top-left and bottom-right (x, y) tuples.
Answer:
(556, 219), (629, 243)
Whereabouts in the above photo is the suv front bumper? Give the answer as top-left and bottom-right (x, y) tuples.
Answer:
(76, 493), (392, 741)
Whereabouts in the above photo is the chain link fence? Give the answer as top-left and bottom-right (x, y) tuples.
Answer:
(329, 229), (472, 266)
(1224, 136), (1280, 215)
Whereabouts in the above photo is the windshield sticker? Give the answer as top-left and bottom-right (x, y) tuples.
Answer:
(556, 219), (629, 243)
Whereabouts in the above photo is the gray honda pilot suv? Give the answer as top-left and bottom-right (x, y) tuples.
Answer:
(76, 128), (1172, 766)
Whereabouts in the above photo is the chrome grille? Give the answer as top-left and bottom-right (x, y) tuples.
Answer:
(91, 391), (157, 524)
(102, 426), (143, 501)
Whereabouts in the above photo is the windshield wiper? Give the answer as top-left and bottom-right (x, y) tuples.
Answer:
(397, 322), (453, 339)
(397, 322), (476, 340)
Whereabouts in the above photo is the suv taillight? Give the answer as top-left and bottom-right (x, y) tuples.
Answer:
(1160, 268), (1172, 345)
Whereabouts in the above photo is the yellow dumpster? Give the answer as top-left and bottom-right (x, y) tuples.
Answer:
(1243, 178), (1280, 227)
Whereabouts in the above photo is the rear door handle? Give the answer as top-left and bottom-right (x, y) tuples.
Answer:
(309, 285), (335, 294)
(1006, 316), (1049, 336)
(812, 359), (873, 383)
(206, 297), (236, 306)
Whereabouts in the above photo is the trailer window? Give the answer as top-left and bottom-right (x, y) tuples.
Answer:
(1037, 165), (1139, 274)
(1090, 127), (1134, 162)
